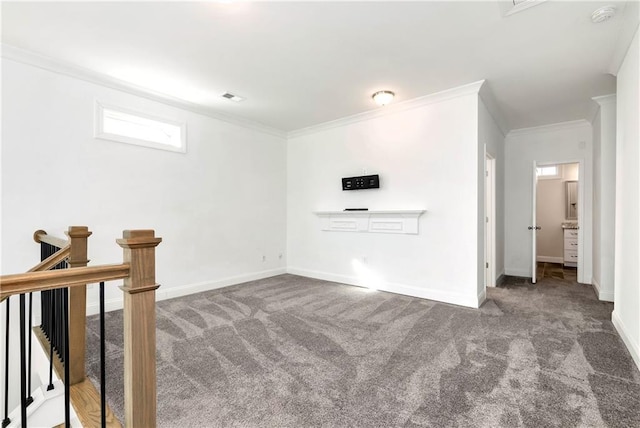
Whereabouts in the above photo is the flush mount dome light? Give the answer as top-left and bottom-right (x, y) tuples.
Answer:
(372, 90), (395, 106)
(591, 5), (616, 23)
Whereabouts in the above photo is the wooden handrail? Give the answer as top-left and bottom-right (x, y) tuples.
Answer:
(33, 229), (69, 249)
(27, 244), (70, 272)
(0, 264), (130, 297)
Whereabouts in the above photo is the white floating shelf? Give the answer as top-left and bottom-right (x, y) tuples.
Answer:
(314, 210), (425, 235)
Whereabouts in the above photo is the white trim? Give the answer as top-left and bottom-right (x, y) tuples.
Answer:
(1, 43), (286, 138)
(590, 94), (617, 124)
(536, 256), (564, 264)
(533, 159), (587, 284)
(504, 268), (531, 277)
(485, 152), (496, 288)
(612, 310), (640, 371)
(479, 84), (508, 137)
(592, 94), (617, 106)
(287, 267), (483, 308)
(608, 10), (639, 76)
(591, 277), (614, 302)
(288, 80), (485, 139)
(477, 289), (487, 307)
(86, 267), (287, 315)
(507, 119), (591, 138)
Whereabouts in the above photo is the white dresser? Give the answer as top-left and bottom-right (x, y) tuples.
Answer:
(563, 228), (578, 267)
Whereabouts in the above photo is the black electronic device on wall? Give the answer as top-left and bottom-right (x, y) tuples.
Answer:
(342, 174), (380, 191)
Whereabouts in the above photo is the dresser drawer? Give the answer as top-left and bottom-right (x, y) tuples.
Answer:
(564, 229), (579, 239)
(564, 249), (578, 261)
(564, 239), (578, 250)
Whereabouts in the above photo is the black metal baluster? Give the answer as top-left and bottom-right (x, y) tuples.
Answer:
(100, 282), (106, 428)
(19, 294), (27, 428)
(2, 297), (10, 428)
(47, 291), (55, 391)
(63, 288), (70, 427)
(55, 289), (62, 362)
(26, 293), (33, 406)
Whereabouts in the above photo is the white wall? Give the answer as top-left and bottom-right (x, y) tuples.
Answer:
(478, 99), (505, 285)
(592, 95), (616, 302)
(287, 87), (485, 308)
(505, 121), (593, 282)
(1, 58), (287, 411)
(613, 27), (640, 370)
(1, 59), (287, 304)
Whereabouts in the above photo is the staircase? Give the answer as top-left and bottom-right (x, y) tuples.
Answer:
(1, 226), (161, 427)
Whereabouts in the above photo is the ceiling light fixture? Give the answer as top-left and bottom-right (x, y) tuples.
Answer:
(372, 90), (395, 106)
(591, 6), (616, 23)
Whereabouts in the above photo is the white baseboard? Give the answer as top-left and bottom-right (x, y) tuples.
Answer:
(504, 268), (530, 278)
(86, 267), (287, 315)
(287, 267), (482, 308)
(612, 310), (640, 371)
(477, 289), (487, 306)
(591, 277), (614, 302)
(536, 256), (564, 264)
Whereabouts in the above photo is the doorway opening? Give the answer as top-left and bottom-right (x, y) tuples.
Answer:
(533, 161), (581, 283)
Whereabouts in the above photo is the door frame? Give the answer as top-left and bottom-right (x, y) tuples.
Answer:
(485, 153), (496, 287)
(533, 159), (585, 283)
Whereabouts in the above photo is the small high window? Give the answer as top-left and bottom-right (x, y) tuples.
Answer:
(536, 165), (560, 179)
(95, 102), (186, 153)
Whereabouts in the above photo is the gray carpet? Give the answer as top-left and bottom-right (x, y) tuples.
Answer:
(85, 274), (640, 427)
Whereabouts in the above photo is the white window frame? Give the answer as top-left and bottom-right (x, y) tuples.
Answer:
(94, 101), (187, 153)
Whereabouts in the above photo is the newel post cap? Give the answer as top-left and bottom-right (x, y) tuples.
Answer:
(66, 226), (93, 238)
(116, 229), (162, 249)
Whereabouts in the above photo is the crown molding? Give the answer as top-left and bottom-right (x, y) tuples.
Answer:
(607, 3), (638, 76)
(506, 119), (591, 139)
(1, 43), (287, 139)
(592, 94), (617, 106)
(478, 81), (508, 137)
(287, 80), (485, 139)
(590, 94), (617, 123)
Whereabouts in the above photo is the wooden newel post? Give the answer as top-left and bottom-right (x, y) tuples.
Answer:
(117, 230), (162, 427)
(66, 225), (92, 385)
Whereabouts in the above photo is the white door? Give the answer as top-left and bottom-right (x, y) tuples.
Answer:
(531, 162), (538, 283)
(485, 155), (495, 287)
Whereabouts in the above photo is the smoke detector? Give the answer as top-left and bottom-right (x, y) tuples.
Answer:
(591, 6), (617, 23)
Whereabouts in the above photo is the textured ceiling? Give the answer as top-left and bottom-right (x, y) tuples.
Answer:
(2, 1), (638, 133)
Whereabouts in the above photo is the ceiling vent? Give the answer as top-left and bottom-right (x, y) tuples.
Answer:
(221, 92), (244, 102)
(591, 6), (617, 23)
(499, 0), (548, 17)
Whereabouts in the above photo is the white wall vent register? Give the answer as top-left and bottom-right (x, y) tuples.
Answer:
(95, 102), (186, 153)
